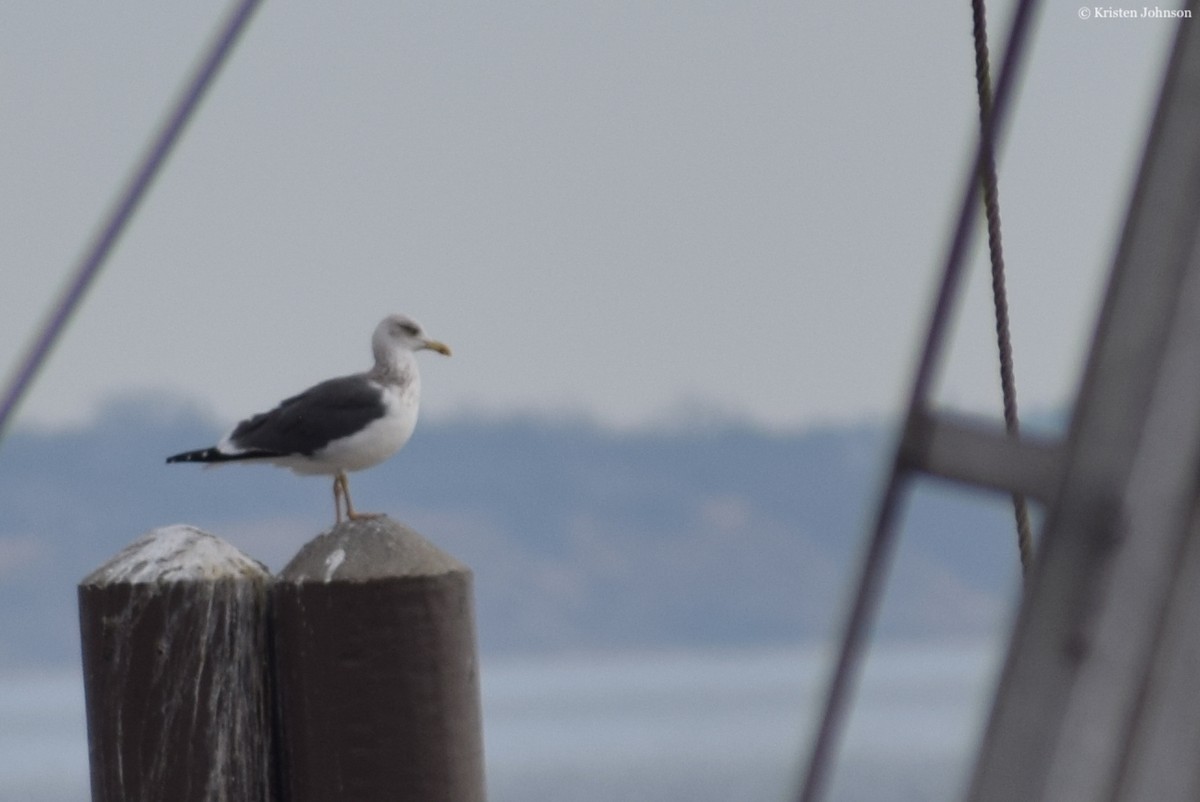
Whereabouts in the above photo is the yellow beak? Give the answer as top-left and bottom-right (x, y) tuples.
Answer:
(423, 339), (452, 356)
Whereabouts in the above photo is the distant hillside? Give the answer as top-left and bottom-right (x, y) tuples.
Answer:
(0, 395), (1024, 667)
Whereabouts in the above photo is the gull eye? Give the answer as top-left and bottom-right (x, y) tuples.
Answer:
(394, 320), (420, 337)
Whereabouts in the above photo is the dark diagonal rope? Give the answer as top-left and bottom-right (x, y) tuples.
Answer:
(972, 0), (1035, 579)
(0, 0), (264, 445)
(793, 0), (1043, 800)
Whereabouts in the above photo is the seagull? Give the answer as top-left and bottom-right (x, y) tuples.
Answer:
(167, 314), (451, 524)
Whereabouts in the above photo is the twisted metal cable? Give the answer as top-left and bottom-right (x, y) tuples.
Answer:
(972, 0), (1035, 579)
(0, 0), (264, 445)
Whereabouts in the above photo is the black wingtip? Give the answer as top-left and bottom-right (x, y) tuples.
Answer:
(166, 447), (221, 464)
(166, 446), (283, 465)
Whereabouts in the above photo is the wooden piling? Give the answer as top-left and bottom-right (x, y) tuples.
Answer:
(271, 516), (486, 802)
(78, 524), (275, 802)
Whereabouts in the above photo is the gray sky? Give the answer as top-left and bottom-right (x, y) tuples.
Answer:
(0, 2), (1178, 431)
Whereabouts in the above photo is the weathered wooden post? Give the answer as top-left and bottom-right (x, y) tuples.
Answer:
(271, 516), (485, 802)
(78, 524), (275, 802)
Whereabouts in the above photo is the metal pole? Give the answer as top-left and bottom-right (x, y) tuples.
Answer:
(793, 0), (1044, 796)
(78, 525), (275, 802)
(0, 0), (263, 445)
(967, 4), (1200, 800)
(271, 517), (486, 802)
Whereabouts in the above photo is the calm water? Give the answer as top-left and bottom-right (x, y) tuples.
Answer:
(0, 641), (1001, 802)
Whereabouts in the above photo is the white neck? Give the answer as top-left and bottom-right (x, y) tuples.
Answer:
(370, 346), (419, 387)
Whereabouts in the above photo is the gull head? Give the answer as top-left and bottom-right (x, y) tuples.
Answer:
(372, 314), (452, 366)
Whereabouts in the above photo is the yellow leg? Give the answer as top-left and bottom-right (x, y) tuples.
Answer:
(341, 471), (358, 519)
(337, 470), (381, 522)
(332, 473), (345, 524)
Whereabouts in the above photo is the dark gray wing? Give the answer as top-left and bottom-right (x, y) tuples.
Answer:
(227, 375), (386, 456)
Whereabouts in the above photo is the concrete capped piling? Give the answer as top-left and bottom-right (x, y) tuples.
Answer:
(78, 524), (275, 802)
(78, 517), (484, 801)
(271, 516), (486, 802)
